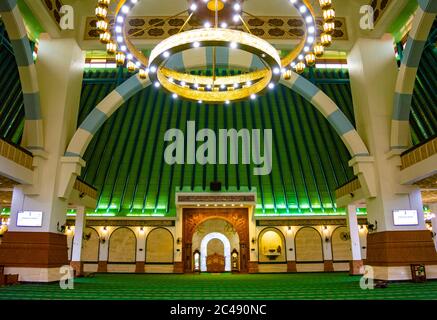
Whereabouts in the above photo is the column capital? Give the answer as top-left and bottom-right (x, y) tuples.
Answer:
(348, 156), (377, 198)
(57, 156), (86, 200)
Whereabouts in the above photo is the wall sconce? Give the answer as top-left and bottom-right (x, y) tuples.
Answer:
(251, 237), (256, 245)
(368, 221), (378, 233)
(176, 237), (182, 245)
(66, 226), (73, 235)
(100, 227), (108, 244)
(57, 222), (67, 233)
(325, 236), (330, 243)
(139, 227), (144, 233)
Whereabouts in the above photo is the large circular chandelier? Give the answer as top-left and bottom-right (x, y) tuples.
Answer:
(95, 0), (336, 104)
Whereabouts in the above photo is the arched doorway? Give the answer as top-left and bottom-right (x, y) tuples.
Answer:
(182, 208), (249, 273)
(200, 232), (231, 271)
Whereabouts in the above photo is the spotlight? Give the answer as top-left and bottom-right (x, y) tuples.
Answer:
(250, 94), (256, 100)
(233, 3), (241, 11)
(230, 42), (237, 49)
(163, 51), (170, 58)
(299, 5), (307, 13)
(121, 5), (130, 14)
(154, 82), (160, 88)
(233, 14), (240, 23)
(190, 3), (197, 11)
(172, 93), (178, 99)
(268, 83), (275, 89)
(204, 21), (211, 28)
(193, 41), (200, 48)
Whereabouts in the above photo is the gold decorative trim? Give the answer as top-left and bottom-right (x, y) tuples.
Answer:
(335, 178), (361, 199)
(0, 139), (33, 170)
(401, 137), (437, 169)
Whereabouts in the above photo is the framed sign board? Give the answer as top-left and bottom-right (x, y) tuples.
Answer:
(393, 210), (419, 226)
(16, 211), (43, 227)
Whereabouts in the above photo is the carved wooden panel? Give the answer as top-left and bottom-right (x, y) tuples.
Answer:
(42, 0), (63, 27)
(84, 16), (348, 41)
(369, 0), (392, 26)
(206, 253), (225, 273)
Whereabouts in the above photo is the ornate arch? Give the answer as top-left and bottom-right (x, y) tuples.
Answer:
(108, 227), (137, 263)
(182, 208), (249, 273)
(390, 0), (437, 150)
(0, 0), (43, 150)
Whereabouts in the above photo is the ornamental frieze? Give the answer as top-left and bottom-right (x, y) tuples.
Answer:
(84, 16), (348, 41)
(256, 218), (368, 227)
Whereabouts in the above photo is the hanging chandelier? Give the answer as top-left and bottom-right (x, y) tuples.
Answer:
(94, 0), (336, 104)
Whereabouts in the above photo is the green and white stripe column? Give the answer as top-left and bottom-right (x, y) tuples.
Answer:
(391, 0), (437, 150)
(0, 0), (44, 151)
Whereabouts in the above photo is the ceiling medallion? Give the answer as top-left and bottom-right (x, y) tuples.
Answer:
(95, 0), (336, 104)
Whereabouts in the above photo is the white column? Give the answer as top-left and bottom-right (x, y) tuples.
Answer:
(346, 205), (363, 274)
(321, 226), (333, 271)
(8, 36), (85, 235)
(0, 36), (85, 282)
(429, 204), (437, 251)
(348, 36), (437, 280)
(71, 207), (86, 262)
(346, 205), (362, 261)
(348, 36), (426, 233)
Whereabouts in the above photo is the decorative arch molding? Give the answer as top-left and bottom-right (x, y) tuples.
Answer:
(390, 0), (437, 150)
(330, 225), (352, 262)
(257, 227), (287, 263)
(200, 232), (231, 271)
(108, 227), (137, 263)
(280, 73), (377, 198)
(58, 74), (151, 199)
(294, 226), (324, 262)
(145, 227), (174, 263)
(0, 0), (44, 150)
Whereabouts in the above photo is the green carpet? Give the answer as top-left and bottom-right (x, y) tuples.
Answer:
(0, 273), (436, 300)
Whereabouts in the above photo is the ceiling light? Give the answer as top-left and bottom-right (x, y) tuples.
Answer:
(190, 3), (197, 11)
(308, 26), (315, 34)
(233, 14), (240, 22)
(306, 16), (313, 23)
(250, 94), (256, 100)
(172, 93), (178, 99)
(117, 16), (124, 23)
(299, 6), (307, 13)
(230, 42), (237, 49)
(121, 5), (130, 13)
(268, 83), (275, 89)
(204, 22), (211, 28)
(233, 3), (241, 11)
(193, 41), (200, 48)
(163, 51), (170, 58)
(149, 66), (157, 73)
(220, 22), (228, 28)
(154, 82), (160, 88)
